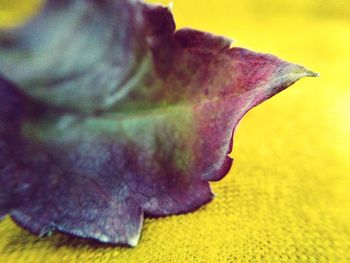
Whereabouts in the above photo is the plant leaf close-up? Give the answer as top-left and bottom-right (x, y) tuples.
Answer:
(0, 0), (317, 246)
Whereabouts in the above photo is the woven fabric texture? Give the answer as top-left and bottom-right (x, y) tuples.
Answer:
(1, 0), (350, 262)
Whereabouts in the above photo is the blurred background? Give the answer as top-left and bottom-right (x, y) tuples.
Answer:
(0, 0), (349, 262)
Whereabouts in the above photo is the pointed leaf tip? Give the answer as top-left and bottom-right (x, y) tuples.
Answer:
(290, 64), (319, 78)
(307, 70), (320, 77)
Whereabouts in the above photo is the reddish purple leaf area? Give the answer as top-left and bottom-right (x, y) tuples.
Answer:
(0, 0), (317, 246)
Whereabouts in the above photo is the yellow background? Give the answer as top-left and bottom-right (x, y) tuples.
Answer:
(1, 0), (350, 262)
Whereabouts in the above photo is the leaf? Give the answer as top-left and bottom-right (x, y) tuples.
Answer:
(0, 0), (317, 246)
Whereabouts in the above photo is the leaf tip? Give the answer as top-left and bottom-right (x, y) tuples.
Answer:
(167, 1), (174, 11)
(286, 64), (319, 81)
(124, 212), (144, 247)
(127, 236), (140, 247)
(126, 233), (141, 247)
(309, 71), (320, 78)
(299, 67), (319, 78)
(270, 62), (319, 95)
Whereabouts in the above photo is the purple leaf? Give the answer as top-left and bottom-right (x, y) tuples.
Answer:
(0, 0), (317, 246)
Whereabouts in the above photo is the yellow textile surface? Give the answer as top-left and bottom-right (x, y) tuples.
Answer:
(1, 0), (350, 262)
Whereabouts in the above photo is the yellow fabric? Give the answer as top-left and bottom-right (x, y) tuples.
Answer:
(1, 0), (350, 262)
